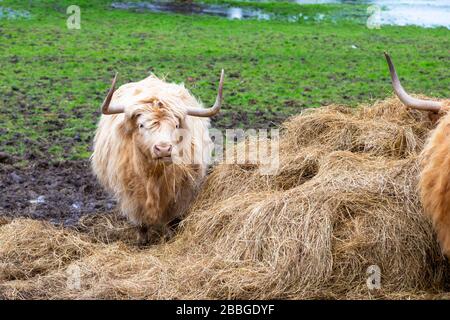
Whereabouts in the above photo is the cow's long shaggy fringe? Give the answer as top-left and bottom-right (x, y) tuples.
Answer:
(1, 97), (450, 299)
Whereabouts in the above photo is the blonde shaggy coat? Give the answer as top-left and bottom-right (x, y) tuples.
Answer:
(420, 102), (450, 257)
(91, 75), (213, 230)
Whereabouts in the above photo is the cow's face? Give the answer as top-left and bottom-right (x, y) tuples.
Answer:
(100, 71), (224, 163)
(128, 101), (183, 163)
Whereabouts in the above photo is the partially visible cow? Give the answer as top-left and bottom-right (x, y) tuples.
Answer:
(91, 70), (224, 243)
(385, 53), (450, 257)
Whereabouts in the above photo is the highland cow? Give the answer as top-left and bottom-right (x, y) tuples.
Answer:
(385, 53), (450, 257)
(91, 70), (224, 242)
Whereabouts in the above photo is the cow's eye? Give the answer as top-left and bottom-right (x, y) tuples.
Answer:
(139, 124), (144, 129)
(176, 124), (179, 129)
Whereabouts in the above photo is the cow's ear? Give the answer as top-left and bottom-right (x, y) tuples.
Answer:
(121, 114), (140, 135)
(119, 120), (133, 136)
(428, 111), (441, 124)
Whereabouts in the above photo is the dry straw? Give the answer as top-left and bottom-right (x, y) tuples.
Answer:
(1, 97), (449, 299)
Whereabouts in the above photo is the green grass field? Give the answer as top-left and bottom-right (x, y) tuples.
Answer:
(0, 0), (448, 161)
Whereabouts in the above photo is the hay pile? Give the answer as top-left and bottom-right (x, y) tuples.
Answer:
(1, 97), (449, 299)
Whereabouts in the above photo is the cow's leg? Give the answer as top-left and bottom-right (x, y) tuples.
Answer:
(142, 178), (165, 224)
(137, 224), (150, 246)
(137, 223), (168, 245)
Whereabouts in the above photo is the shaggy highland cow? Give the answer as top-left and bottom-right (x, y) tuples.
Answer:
(385, 53), (450, 257)
(91, 70), (224, 242)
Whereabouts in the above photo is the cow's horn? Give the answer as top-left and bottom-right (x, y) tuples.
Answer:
(384, 52), (442, 112)
(186, 69), (224, 117)
(101, 72), (126, 115)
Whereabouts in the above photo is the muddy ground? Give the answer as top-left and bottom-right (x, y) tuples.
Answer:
(0, 157), (117, 226)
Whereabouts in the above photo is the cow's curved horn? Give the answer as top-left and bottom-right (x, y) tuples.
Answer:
(101, 72), (125, 115)
(186, 69), (224, 117)
(384, 52), (442, 112)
